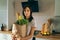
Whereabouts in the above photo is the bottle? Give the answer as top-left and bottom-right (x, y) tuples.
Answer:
(32, 37), (36, 40)
(1, 24), (4, 31)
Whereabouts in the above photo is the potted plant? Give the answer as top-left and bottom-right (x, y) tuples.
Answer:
(12, 13), (28, 38)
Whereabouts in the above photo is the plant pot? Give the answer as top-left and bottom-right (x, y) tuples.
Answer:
(12, 24), (27, 37)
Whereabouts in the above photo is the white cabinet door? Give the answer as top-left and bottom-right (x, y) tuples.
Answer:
(0, 33), (12, 40)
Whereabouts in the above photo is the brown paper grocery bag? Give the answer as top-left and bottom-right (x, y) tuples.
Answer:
(12, 24), (27, 37)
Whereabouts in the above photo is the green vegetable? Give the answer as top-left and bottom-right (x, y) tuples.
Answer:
(16, 19), (28, 25)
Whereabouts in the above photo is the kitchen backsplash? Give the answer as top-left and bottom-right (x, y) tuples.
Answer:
(0, 0), (8, 28)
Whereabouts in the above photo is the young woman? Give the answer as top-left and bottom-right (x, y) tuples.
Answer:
(21, 5), (36, 40)
(12, 5), (36, 40)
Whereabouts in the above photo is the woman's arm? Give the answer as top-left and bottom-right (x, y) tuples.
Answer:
(21, 27), (36, 40)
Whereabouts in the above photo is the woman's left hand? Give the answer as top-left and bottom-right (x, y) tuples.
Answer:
(21, 37), (28, 40)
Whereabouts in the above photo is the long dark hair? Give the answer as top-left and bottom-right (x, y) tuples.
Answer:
(22, 5), (33, 22)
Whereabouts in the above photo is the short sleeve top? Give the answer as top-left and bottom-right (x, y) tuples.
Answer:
(27, 19), (36, 35)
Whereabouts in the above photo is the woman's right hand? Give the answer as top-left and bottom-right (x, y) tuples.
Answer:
(11, 34), (21, 40)
(11, 34), (16, 40)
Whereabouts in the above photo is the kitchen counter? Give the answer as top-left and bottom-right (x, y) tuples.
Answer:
(0, 31), (12, 34)
(0, 31), (60, 39)
(36, 33), (60, 39)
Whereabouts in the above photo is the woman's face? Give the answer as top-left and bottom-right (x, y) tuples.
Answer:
(24, 7), (31, 19)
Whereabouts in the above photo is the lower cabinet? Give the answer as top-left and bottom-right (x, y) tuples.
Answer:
(0, 33), (12, 40)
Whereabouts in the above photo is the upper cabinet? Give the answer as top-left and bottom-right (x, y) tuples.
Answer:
(55, 0), (60, 16)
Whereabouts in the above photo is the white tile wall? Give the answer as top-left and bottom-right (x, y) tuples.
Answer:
(33, 16), (53, 30)
(0, 0), (8, 27)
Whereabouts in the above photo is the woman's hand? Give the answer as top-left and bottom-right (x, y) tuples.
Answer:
(11, 34), (21, 40)
(16, 36), (21, 40)
(21, 37), (28, 40)
(21, 27), (36, 40)
(11, 34), (16, 40)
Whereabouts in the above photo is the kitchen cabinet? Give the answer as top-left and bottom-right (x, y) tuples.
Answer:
(0, 31), (12, 40)
(55, 0), (60, 16)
